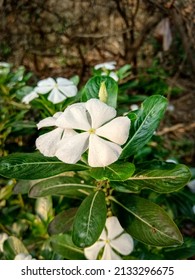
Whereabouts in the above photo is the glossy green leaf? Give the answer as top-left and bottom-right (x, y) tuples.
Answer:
(0, 152), (88, 180)
(120, 95), (168, 158)
(82, 75), (118, 108)
(72, 190), (107, 248)
(29, 176), (95, 198)
(50, 234), (85, 260)
(90, 162), (135, 181)
(48, 208), (78, 235)
(111, 194), (183, 247)
(3, 236), (29, 260)
(111, 161), (191, 193)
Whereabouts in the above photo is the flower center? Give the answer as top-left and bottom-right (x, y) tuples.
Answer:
(88, 128), (96, 134)
(54, 82), (59, 89)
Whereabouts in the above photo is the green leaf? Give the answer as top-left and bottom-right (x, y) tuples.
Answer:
(90, 162), (135, 181)
(29, 176), (95, 198)
(3, 236), (29, 260)
(111, 194), (183, 247)
(48, 208), (78, 235)
(120, 95), (168, 158)
(50, 234), (85, 260)
(163, 237), (195, 260)
(111, 161), (191, 193)
(0, 152), (88, 180)
(72, 190), (107, 248)
(82, 76), (118, 108)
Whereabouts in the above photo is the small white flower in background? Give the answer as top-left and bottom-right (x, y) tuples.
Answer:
(84, 216), (134, 260)
(36, 98), (130, 167)
(22, 77), (78, 104)
(0, 233), (8, 252)
(192, 205), (195, 215)
(94, 61), (117, 71)
(166, 104), (175, 112)
(14, 253), (35, 260)
(130, 104), (139, 111)
(94, 61), (119, 81)
(0, 62), (10, 68)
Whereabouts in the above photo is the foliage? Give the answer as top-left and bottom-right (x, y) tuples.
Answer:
(0, 63), (193, 260)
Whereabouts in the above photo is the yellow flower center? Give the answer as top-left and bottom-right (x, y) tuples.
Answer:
(88, 128), (96, 134)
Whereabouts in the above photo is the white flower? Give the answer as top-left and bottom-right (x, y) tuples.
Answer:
(84, 216), (134, 260)
(130, 104), (139, 111)
(0, 233), (8, 252)
(22, 77), (78, 104)
(94, 61), (116, 70)
(14, 253), (35, 260)
(0, 62), (10, 68)
(36, 99), (130, 167)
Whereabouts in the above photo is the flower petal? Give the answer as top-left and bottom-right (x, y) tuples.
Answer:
(86, 99), (116, 129)
(37, 77), (56, 87)
(56, 103), (90, 131)
(102, 243), (121, 260)
(84, 241), (105, 260)
(37, 112), (62, 129)
(55, 132), (89, 164)
(96, 116), (130, 145)
(99, 228), (107, 241)
(106, 216), (124, 240)
(88, 134), (122, 167)
(36, 127), (64, 156)
(56, 77), (74, 86)
(22, 91), (39, 104)
(110, 233), (134, 256)
(48, 88), (66, 104)
(109, 71), (119, 81)
(36, 78), (55, 94)
(94, 61), (116, 70)
(59, 84), (77, 97)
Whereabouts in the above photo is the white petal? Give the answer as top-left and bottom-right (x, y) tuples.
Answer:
(56, 77), (74, 86)
(88, 134), (122, 167)
(56, 103), (90, 130)
(58, 84), (77, 97)
(96, 116), (130, 145)
(110, 233), (134, 256)
(99, 228), (107, 241)
(94, 61), (116, 70)
(109, 71), (119, 81)
(22, 91), (39, 104)
(106, 216), (124, 239)
(37, 113), (62, 129)
(55, 132), (89, 164)
(37, 77), (56, 87)
(101, 243), (121, 260)
(36, 127), (63, 156)
(48, 88), (66, 104)
(84, 241), (105, 260)
(86, 99), (116, 129)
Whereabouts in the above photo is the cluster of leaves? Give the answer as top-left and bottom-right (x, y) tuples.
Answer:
(0, 63), (37, 156)
(0, 63), (194, 260)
